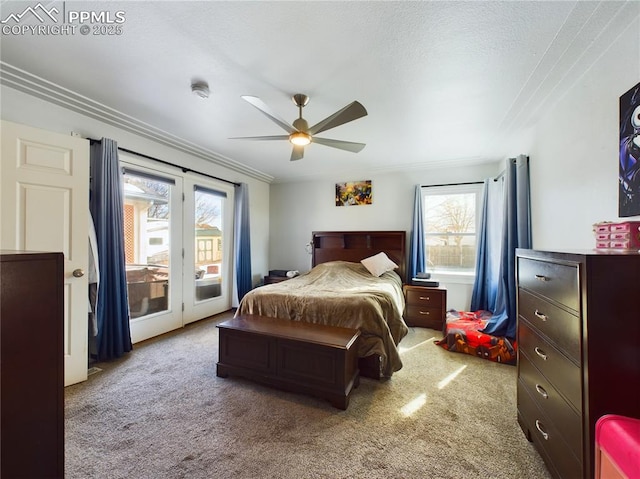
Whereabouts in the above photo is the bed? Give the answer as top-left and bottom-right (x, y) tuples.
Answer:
(236, 231), (409, 379)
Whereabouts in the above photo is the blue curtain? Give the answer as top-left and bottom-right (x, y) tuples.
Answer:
(477, 155), (531, 339)
(234, 182), (252, 302)
(409, 184), (426, 279)
(470, 178), (504, 312)
(90, 138), (132, 361)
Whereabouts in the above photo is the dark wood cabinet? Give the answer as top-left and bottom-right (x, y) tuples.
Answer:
(516, 249), (640, 479)
(217, 315), (360, 409)
(403, 285), (446, 330)
(1, 251), (64, 479)
(263, 275), (290, 285)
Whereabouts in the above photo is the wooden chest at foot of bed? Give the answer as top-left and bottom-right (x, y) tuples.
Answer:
(216, 315), (361, 410)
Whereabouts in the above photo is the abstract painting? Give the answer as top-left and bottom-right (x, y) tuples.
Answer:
(335, 180), (372, 206)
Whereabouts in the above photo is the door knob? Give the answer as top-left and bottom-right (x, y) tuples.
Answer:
(72, 269), (85, 278)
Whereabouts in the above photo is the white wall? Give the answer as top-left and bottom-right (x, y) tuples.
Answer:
(0, 86), (271, 289)
(526, 18), (640, 250)
(269, 162), (501, 311)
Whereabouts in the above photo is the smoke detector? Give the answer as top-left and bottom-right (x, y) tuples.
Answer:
(191, 81), (210, 99)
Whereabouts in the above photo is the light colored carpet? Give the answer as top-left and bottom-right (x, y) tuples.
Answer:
(65, 310), (551, 479)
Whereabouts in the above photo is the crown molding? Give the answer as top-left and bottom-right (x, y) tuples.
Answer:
(0, 62), (274, 184)
(269, 156), (501, 184)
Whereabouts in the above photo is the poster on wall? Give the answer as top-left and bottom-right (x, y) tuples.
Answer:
(619, 81), (640, 217)
(335, 180), (372, 206)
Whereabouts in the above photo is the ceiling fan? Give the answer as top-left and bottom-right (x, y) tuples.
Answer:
(231, 93), (368, 161)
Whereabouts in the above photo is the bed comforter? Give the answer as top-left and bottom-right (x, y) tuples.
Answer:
(236, 261), (408, 377)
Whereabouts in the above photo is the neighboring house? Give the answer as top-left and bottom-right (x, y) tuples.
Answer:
(122, 182), (169, 267)
(195, 224), (222, 272)
(122, 182), (170, 318)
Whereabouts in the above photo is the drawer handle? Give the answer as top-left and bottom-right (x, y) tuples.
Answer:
(534, 310), (548, 321)
(535, 384), (549, 399)
(534, 274), (548, 282)
(534, 347), (548, 361)
(419, 311), (431, 315)
(535, 420), (549, 440)
(419, 296), (430, 301)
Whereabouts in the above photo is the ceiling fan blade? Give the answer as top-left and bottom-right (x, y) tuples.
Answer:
(290, 145), (305, 161)
(229, 135), (289, 141)
(241, 96), (296, 134)
(308, 101), (367, 135)
(312, 137), (366, 153)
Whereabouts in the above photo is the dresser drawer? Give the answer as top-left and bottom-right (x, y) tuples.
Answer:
(518, 289), (581, 363)
(517, 257), (580, 312)
(518, 379), (583, 479)
(519, 319), (582, 412)
(519, 357), (582, 460)
(405, 305), (443, 329)
(405, 288), (444, 308)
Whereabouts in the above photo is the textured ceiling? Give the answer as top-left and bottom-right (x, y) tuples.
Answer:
(0, 1), (637, 183)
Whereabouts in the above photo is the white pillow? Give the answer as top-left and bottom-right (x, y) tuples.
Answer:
(361, 252), (398, 277)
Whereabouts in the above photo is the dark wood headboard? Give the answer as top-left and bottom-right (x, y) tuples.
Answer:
(311, 231), (407, 283)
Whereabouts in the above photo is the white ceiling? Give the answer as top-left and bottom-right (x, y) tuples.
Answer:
(0, 1), (637, 183)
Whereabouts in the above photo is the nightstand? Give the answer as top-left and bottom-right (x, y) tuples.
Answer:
(403, 285), (447, 330)
(263, 275), (290, 285)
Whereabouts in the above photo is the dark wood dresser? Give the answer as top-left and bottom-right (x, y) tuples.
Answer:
(516, 249), (640, 479)
(1, 251), (64, 478)
(403, 285), (447, 330)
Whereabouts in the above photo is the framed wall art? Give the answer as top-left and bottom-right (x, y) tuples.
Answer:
(335, 180), (372, 206)
(619, 81), (640, 217)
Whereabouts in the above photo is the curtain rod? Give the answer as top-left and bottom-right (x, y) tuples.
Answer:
(421, 181), (484, 188)
(89, 138), (240, 187)
(422, 170), (506, 187)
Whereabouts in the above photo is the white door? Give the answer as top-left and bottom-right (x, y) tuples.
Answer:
(119, 158), (184, 343)
(183, 178), (234, 324)
(1, 120), (89, 386)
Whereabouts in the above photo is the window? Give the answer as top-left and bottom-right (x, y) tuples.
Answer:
(193, 186), (226, 302)
(122, 169), (173, 319)
(423, 183), (482, 273)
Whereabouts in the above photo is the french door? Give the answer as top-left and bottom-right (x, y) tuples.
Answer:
(120, 154), (233, 343)
(183, 178), (234, 324)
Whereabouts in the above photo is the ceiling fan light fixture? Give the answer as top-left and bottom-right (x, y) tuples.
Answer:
(289, 131), (311, 146)
(233, 94), (368, 160)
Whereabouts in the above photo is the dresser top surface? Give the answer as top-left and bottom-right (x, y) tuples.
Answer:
(0, 250), (63, 260)
(516, 248), (640, 259)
